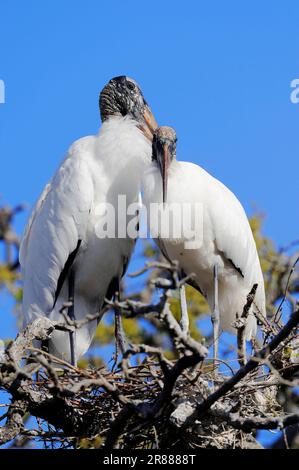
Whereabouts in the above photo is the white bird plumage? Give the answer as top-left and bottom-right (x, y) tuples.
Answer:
(142, 126), (266, 344)
(20, 76), (157, 363)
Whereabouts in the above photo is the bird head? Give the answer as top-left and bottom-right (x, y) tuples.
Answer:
(99, 76), (158, 141)
(152, 126), (177, 203)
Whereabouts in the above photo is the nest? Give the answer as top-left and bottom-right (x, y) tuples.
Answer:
(18, 354), (280, 449)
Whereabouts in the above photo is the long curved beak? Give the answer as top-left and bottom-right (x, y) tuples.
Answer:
(139, 104), (158, 141)
(157, 143), (171, 204)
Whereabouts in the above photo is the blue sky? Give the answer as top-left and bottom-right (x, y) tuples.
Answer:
(0, 0), (298, 448)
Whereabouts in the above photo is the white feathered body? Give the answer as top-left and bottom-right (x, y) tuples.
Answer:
(142, 161), (266, 340)
(20, 117), (151, 361)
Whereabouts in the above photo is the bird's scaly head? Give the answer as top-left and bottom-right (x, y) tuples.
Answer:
(99, 76), (158, 141)
(152, 126), (177, 203)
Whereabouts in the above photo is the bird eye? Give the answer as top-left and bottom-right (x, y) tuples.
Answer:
(127, 82), (135, 91)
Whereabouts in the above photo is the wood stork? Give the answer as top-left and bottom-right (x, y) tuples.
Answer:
(20, 76), (157, 365)
(142, 126), (266, 361)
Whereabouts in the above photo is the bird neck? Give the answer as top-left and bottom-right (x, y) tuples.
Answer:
(97, 116), (152, 196)
(99, 116), (151, 164)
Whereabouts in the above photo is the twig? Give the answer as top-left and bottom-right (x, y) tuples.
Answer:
(183, 309), (299, 429)
(212, 409), (299, 432)
(235, 284), (257, 367)
(274, 256), (299, 325)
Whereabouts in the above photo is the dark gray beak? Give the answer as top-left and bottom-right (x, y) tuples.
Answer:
(156, 142), (171, 203)
(138, 104), (158, 141)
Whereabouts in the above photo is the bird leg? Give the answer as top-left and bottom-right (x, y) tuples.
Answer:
(211, 264), (220, 366)
(112, 304), (131, 371)
(68, 270), (77, 366)
(115, 308), (129, 356)
(114, 284), (129, 360)
(179, 284), (189, 335)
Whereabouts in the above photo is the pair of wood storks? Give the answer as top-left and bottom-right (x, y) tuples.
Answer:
(20, 76), (266, 365)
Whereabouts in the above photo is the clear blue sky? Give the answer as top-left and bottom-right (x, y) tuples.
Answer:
(0, 1), (298, 447)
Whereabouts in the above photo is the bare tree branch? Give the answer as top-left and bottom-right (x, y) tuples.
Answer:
(183, 309), (299, 430)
